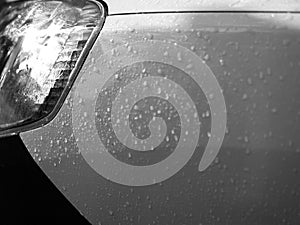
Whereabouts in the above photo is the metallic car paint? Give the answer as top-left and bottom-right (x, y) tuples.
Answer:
(20, 13), (300, 225)
(104, 0), (300, 14)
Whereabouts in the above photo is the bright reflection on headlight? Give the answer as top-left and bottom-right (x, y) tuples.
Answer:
(0, 0), (104, 131)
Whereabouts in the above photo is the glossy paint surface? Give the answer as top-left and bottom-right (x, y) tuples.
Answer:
(104, 0), (300, 14)
(21, 12), (300, 225)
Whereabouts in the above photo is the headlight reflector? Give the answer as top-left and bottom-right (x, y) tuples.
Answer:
(0, 0), (106, 136)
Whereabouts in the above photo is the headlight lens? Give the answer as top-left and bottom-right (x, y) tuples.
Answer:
(0, 0), (106, 136)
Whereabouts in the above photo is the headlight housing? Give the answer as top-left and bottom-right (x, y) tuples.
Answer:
(0, 0), (106, 137)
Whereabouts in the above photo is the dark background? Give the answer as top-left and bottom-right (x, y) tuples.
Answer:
(0, 135), (90, 225)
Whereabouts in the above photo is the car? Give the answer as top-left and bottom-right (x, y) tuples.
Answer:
(1, 0), (300, 224)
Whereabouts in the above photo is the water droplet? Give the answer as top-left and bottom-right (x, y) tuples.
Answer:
(203, 54), (210, 61)
(157, 87), (162, 94)
(111, 49), (117, 56)
(242, 93), (248, 100)
(146, 33), (153, 40)
(219, 58), (225, 66)
(127, 46), (133, 52)
(259, 72), (264, 80)
(247, 78), (253, 85)
(186, 63), (193, 69)
(177, 52), (182, 61)
(174, 135), (178, 142)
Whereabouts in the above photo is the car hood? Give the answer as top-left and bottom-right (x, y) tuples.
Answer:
(105, 0), (300, 15)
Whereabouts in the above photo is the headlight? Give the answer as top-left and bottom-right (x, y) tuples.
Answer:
(0, 0), (106, 137)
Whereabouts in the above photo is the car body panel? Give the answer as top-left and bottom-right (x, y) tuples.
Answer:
(104, 0), (300, 14)
(20, 12), (300, 225)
